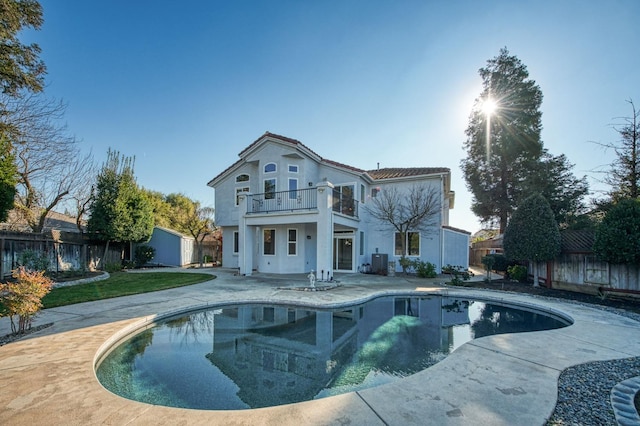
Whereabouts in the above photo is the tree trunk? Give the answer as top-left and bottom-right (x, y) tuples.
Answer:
(101, 240), (110, 270)
(533, 261), (540, 287)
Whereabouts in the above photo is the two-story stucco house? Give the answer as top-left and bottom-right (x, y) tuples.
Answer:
(207, 132), (470, 276)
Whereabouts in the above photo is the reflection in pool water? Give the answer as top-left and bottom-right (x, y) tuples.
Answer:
(96, 295), (569, 410)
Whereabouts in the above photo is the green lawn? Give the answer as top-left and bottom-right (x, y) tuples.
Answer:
(42, 272), (215, 308)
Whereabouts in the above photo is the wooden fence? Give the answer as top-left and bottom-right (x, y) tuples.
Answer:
(0, 230), (121, 278)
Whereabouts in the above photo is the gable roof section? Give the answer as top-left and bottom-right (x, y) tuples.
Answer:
(207, 132), (449, 187)
(208, 132), (365, 187)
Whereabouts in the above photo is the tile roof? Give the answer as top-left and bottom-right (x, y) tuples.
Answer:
(366, 167), (450, 180)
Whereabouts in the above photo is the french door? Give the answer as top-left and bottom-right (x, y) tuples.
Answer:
(333, 236), (354, 272)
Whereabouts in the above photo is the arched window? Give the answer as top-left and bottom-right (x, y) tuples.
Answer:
(236, 174), (250, 183)
(264, 163), (276, 173)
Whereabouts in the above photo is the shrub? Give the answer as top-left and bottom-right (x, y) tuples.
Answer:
(18, 249), (50, 272)
(507, 265), (528, 282)
(398, 256), (413, 274)
(412, 259), (437, 278)
(442, 265), (474, 285)
(134, 245), (156, 267)
(482, 253), (510, 272)
(104, 262), (123, 273)
(0, 267), (53, 334)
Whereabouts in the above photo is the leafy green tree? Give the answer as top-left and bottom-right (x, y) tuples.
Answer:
(593, 198), (640, 264)
(461, 48), (544, 233)
(88, 150), (154, 267)
(143, 189), (173, 228)
(503, 193), (561, 287)
(0, 0), (46, 97)
(164, 193), (215, 267)
(0, 136), (17, 221)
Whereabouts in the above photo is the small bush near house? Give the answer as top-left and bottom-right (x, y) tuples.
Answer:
(0, 267), (53, 334)
(507, 265), (527, 282)
(413, 259), (437, 278)
(134, 245), (156, 268)
(398, 256), (413, 274)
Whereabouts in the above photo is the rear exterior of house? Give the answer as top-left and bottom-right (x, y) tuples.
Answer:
(208, 132), (470, 276)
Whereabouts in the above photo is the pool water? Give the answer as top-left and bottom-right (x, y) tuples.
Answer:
(96, 295), (570, 410)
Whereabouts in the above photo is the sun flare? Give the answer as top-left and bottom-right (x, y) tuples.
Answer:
(482, 98), (498, 115)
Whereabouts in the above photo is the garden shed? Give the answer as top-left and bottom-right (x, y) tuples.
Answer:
(145, 227), (196, 267)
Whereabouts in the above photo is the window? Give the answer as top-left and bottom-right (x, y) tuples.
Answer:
(235, 187), (249, 206)
(288, 165), (298, 173)
(371, 187), (380, 198)
(264, 178), (276, 199)
(264, 163), (276, 173)
(333, 184), (355, 215)
(263, 229), (275, 255)
(233, 231), (239, 254)
(360, 231), (365, 256)
(236, 174), (250, 183)
(288, 229), (297, 255)
(394, 232), (420, 256)
(288, 178), (298, 199)
(360, 184), (365, 203)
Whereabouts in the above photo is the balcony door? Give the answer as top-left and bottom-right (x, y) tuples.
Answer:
(333, 236), (354, 272)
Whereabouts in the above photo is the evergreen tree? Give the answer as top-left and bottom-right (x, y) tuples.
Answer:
(0, 0), (46, 96)
(461, 48), (544, 233)
(88, 150), (153, 266)
(593, 198), (640, 264)
(503, 193), (561, 287)
(525, 152), (589, 228)
(0, 136), (16, 221)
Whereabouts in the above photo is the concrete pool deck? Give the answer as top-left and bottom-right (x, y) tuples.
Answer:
(0, 268), (638, 425)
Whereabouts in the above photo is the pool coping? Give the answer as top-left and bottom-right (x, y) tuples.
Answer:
(1, 268), (639, 425)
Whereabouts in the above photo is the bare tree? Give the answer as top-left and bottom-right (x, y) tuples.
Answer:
(592, 99), (640, 203)
(70, 164), (97, 232)
(1, 93), (95, 232)
(365, 184), (441, 268)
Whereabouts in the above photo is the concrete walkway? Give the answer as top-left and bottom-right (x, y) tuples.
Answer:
(0, 268), (638, 425)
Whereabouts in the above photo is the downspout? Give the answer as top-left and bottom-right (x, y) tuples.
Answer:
(440, 174), (445, 270)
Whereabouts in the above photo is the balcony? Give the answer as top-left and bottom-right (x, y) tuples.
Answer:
(249, 188), (317, 214)
(247, 187), (359, 218)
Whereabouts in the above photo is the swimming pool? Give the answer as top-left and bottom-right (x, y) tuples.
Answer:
(95, 294), (570, 410)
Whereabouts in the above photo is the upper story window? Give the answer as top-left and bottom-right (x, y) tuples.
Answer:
(371, 187), (380, 198)
(264, 178), (276, 199)
(236, 174), (250, 183)
(264, 163), (277, 173)
(288, 165), (298, 173)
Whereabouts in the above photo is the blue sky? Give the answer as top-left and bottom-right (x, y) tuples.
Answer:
(27, 0), (640, 234)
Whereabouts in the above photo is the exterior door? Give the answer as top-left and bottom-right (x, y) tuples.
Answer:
(334, 236), (354, 272)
